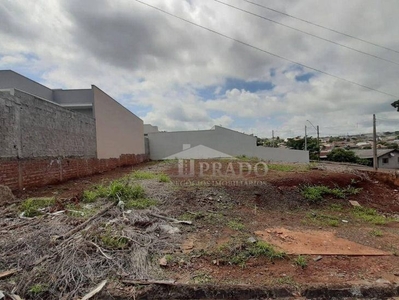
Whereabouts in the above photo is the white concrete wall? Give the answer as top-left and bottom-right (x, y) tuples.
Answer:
(147, 126), (309, 163)
(93, 86), (144, 159)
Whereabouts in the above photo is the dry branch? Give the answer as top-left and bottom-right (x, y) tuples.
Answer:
(80, 280), (107, 300)
(0, 269), (18, 279)
(122, 279), (176, 285)
(57, 202), (115, 241)
(87, 241), (112, 260)
(149, 213), (192, 225)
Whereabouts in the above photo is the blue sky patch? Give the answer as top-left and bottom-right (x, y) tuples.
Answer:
(196, 77), (274, 100)
(295, 73), (314, 82)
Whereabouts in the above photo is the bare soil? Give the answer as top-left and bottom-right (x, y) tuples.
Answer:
(1, 160), (399, 299)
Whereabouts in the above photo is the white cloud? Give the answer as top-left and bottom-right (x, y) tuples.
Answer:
(0, 0), (398, 137)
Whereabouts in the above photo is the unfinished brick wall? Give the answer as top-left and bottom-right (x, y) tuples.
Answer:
(0, 90), (97, 159)
(0, 154), (148, 191)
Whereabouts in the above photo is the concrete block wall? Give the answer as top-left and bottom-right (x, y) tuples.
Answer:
(0, 90), (97, 158)
(147, 126), (309, 163)
(0, 154), (148, 190)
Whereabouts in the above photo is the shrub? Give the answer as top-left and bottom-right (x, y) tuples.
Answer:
(293, 255), (307, 268)
(20, 197), (55, 217)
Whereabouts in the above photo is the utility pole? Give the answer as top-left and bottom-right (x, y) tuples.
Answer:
(373, 114), (378, 170)
(272, 130), (275, 147)
(317, 125), (320, 161)
(304, 125), (307, 151)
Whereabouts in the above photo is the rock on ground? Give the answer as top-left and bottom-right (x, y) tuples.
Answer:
(0, 185), (15, 204)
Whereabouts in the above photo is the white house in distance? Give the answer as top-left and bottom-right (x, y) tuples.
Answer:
(145, 125), (309, 163)
(353, 149), (399, 169)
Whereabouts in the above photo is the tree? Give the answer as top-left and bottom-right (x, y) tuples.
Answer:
(326, 148), (358, 163)
(391, 100), (399, 111)
(286, 137), (319, 159)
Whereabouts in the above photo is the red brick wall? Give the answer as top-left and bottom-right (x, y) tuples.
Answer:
(0, 154), (148, 191)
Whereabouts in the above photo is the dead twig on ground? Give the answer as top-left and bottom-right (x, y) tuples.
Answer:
(0, 269), (18, 279)
(149, 213), (192, 225)
(122, 279), (176, 285)
(57, 202), (115, 241)
(87, 241), (112, 260)
(80, 280), (107, 300)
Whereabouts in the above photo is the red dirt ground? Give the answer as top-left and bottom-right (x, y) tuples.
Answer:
(3, 160), (399, 295)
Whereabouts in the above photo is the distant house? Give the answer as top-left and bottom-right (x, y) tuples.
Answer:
(355, 142), (372, 149)
(353, 149), (399, 169)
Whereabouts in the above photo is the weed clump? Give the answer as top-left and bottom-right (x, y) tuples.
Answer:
(158, 173), (171, 182)
(353, 207), (389, 225)
(293, 255), (308, 268)
(218, 239), (285, 267)
(20, 197), (55, 217)
(227, 220), (245, 231)
(82, 180), (145, 203)
(301, 185), (362, 203)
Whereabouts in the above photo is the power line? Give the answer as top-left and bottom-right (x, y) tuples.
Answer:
(134, 0), (398, 98)
(242, 0), (399, 55)
(214, 0), (399, 66)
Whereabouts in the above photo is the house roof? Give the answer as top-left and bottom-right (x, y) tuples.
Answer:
(353, 149), (397, 159)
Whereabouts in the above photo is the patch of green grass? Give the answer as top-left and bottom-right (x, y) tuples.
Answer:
(131, 170), (157, 180)
(125, 198), (157, 209)
(99, 230), (129, 250)
(158, 173), (171, 182)
(304, 212), (341, 227)
(268, 164), (296, 172)
(301, 185), (362, 203)
(192, 272), (213, 284)
(236, 155), (260, 162)
(83, 180), (145, 203)
(353, 207), (389, 225)
(20, 197), (55, 217)
(29, 283), (49, 295)
(204, 212), (225, 225)
(327, 219), (340, 227)
(274, 276), (297, 287)
(227, 220), (245, 231)
(370, 229), (383, 237)
(218, 239), (285, 266)
(329, 203), (344, 211)
(293, 255), (308, 268)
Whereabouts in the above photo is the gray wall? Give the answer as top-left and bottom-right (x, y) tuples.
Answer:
(0, 90), (97, 158)
(379, 152), (399, 169)
(144, 124), (159, 134)
(0, 70), (53, 101)
(147, 126), (309, 163)
(53, 89), (93, 105)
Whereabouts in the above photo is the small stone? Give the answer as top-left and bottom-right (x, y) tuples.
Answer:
(247, 237), (257, 244)
(393, 271), (399, 277)
(349, 200), (361, 207)
(375, 278), (391, 285)
(342, 220), (349, 223)
(313, 256), (323, 262)
(159, 224), (181, 234)
(212, 259), (219, 266)
(0, 185), (15, 204)
(159, 256), (168, 267)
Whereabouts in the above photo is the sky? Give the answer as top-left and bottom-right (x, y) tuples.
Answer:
(1, 0), (399, 138)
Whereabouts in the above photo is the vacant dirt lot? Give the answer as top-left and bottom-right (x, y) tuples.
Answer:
(1, 160), (399, 299)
